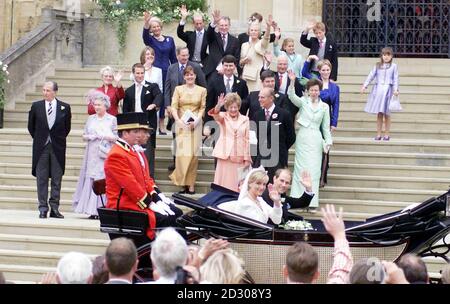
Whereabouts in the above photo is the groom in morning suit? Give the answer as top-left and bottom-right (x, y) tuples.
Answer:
(123, 63), (163, 178)
(28, 81), (71, 219)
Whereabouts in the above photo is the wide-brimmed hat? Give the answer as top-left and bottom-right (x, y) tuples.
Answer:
(116, 112), (151, 131)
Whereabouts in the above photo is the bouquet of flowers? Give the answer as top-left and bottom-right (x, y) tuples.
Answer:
(279, 220), (314, 231)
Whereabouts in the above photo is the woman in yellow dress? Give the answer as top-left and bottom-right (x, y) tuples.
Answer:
(169, 66), (206, 194)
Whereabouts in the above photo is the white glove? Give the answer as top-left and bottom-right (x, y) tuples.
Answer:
(158, 193), (175, 205)
(157, 200), (175, 216)
(149, 201), (168, 216)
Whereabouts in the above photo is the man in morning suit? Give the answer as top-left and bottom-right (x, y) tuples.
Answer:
(123, 63), (163, 178)
(261, 168), (314, 224)
(262, 54), (304, 124)
(203, 10), (240, 82)
(240, 70), (289, 122)
(254, 87), (295, 182)
(27, 81), (71, 219)
(300, 21), (338, 81)
(105, 238), (138, 284)
(104, 113), (181, 245)
(176, 5), (208, 67)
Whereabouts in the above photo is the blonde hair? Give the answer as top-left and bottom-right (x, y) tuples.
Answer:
(281, 38), (295, 52)
(224, 93), (242, 110)
(317, 59), (332, 71)
(200, 249), (245, 284)
(140, 46), (155, 65)
(313, 22), (326, 33)
(100, 66), (114, 77)
(247, 170), (268, 190)
(150, 17), (162, 28)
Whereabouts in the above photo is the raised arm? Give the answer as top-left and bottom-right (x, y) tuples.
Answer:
(177, 5), (189, 42)
(287, 70), (305, 109)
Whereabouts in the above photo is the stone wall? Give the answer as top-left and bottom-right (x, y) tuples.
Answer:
(0, 0), (93, 53)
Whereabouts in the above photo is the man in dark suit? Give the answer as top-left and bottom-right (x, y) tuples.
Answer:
(254, 87), (295, 182)
(105, 238), (137, 284)
(300, 21), (338, 81)
(164, 47), (206, 171)
(262, 54), (304, 124)
(261, 168), (314, 224)
(123, 63), (163, 178)
(240, 70), (289, 122)
(177, 5), (208, 67)
(203, 10), (240, 82)
(27, 81), (71, 219)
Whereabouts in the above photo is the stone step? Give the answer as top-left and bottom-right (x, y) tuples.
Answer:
(320, 186), (442, 202)
(0, 249), (97, 268)
(327, 174), (450, 191)
(0, 264), (54, 283)
(4, 117), (87, 130)
(334, 128), (450, 140)
(0, 209), (107, 239)
(338, 75), (450, 86)
(339, 109), (450, 120)
(344, 84), (450, 94)
(331, 150), (450, 167)
(54, 68), (131, 78)
(338, 118), (449, 131)
(5, 110), (90, 123)
(332, 137), (450, 154)
(339, 92), (450, 102)
(339, 58), (450, 77)
(0, 128), (85, 143)
(329, 163), (450, 179)
(340, 101), (450, 112)
(0, 233), (109, 254)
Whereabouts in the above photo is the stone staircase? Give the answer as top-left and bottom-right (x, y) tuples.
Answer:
(0, 57), (449, 282)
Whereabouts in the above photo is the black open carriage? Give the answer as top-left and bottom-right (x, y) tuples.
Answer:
(98, 183), (450, 283)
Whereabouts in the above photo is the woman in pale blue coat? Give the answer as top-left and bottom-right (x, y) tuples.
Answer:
(287, 73), (332, 211)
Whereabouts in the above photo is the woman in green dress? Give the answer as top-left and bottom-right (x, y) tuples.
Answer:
(287, 72), (332, 212)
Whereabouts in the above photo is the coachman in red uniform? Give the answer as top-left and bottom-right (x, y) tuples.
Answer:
(104, 113), (175, 240)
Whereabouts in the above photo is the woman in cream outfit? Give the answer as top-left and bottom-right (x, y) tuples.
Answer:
(239, 16), (273, 92)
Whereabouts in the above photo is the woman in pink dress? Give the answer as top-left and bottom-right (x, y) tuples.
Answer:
(208, 93), (252, 192)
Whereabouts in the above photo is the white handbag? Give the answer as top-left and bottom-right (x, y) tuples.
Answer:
(389, 95), (402, 112)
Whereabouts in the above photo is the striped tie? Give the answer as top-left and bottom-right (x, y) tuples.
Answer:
(48, 102), (53, 117)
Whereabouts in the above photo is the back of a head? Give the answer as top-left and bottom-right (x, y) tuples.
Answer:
(285, 242), (318, 283)
(56, 252), (93, 284)
(105, 238), (137, 277)
(350, 258), (385, 284)
(91, 255), (109, 284)
(397, 254), (428, 283)
(200, 248), (245, 284)
(150, 228), (188, 278)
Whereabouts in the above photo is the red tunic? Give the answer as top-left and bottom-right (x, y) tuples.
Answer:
(104, 140), (157, 239)
(88, 84), (125, 116)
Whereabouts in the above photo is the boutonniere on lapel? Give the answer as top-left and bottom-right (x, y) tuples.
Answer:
(275, 93), (280, 98)
(272, 113), (278, 119)
(236, 80), (240, 84)
(145, 90), (151, 95)
(61, 105), (65, 110)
